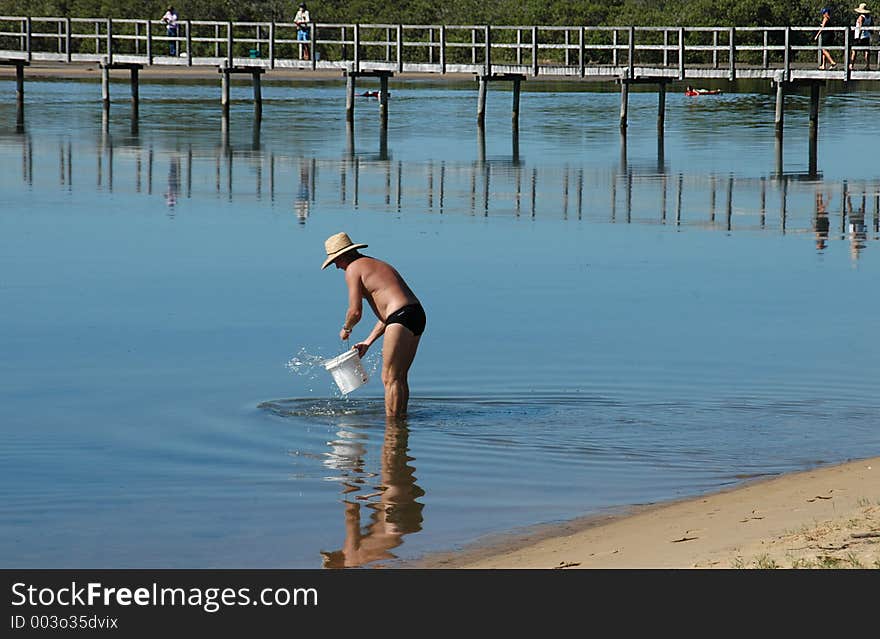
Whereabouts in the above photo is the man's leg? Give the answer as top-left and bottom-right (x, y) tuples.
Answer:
(381, 324), (420, 418)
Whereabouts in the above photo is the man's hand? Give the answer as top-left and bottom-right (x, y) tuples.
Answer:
(340, 326), (352, 341)
(353, 342), (369, 358)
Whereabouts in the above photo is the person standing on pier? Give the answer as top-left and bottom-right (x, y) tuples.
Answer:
(294, 3), (312, 61)
(815, 7), (838, 69)
(321, 232), (426, 419)
(161, 6), (179, 56)
(850, 4), (873, 70)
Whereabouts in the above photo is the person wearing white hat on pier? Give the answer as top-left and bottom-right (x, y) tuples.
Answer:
(850, 3), (873, 70)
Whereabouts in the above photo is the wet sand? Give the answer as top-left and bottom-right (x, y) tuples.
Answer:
(416, 456), (880, 569)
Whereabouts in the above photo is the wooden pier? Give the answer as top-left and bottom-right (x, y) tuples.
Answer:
(3, 16), (880, 136)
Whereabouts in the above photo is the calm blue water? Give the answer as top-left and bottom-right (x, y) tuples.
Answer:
(1, 75), (878, 568)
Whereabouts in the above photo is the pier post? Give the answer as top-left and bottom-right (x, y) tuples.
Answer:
(220, 61), (230, 116)
(657, 80), (666, 133)
(15, 61), (25, 107)
(252, 69), (262, 120)
(619, 74), (629, 131)
(379, 74), (389, 123)
(252, 116), (261, 150)
(774, 134), (783, 178)
(773, 72), (785, 137)
(346, 120), (354, 159)
(269, 22), (276, 69)
(379, 121), (388, 161)
(147, 20), (153, 64)
(627, 26), (635, 80)
(14, 61), (25, 130)
(728, 27), (736, 81)
(130, 66), (139, 108)
(346, 72), (355, 121)
(221, 113), (229, 150)
(512, 123), (520, 164)
(808, 81), (820, 138)
(477, 76), (487, 125)
(101, 60), (110, 109)
(808, 82), (820, 177)
(512, 76), (521, 126)
(130, 66), (139, 128)
(439, 25), (446, 73)
(678, 27), (685, 79)
(657, 129), (665, 173)
(808, 131), (819, 176)
(531, 26), (539, 76)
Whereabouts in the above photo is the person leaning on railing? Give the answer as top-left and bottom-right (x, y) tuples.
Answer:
(294, 2), (311, 61)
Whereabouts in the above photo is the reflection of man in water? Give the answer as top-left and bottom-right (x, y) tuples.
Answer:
(294, 161), (310, 224)
(321, 420), (424, 568)
(165, 155), (181, 210)
(814, 191), (830, 251)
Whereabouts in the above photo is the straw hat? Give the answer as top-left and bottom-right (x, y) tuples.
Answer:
(321, 232), (367, 269)
(855, 3), (871, 13)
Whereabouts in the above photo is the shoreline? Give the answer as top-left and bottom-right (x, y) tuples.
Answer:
(411, 456), (880, 569)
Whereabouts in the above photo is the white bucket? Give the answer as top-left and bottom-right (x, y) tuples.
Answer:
(323, 349), (369, 394)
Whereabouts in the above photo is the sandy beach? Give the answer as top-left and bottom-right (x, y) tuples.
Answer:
(418, 456), (880, 569)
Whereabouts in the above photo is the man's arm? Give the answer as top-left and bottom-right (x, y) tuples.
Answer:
(340, 268), (363, 340)
(354, 320), (385, 358)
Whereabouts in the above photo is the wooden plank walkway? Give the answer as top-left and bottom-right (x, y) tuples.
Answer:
(4, 16), (880, 138)
(2, 17), (880, 82)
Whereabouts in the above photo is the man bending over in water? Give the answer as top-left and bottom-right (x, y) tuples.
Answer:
(322, 232), (426, 418)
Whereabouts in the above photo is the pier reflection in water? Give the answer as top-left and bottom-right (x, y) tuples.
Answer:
(5, 129), (878, 259)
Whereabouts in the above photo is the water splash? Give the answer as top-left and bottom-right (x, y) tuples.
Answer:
(361, 352), (381, 380)
(284, 347), (332, 396)
(286, 347), (327, 377)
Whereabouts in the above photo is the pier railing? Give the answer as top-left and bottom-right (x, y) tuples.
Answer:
(2, 17), (879, 80)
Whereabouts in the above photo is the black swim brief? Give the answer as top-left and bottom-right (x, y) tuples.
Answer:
(385, 303), (426, 337)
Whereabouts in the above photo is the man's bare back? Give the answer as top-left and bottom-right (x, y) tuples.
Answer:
(345, 256), (419, 322)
